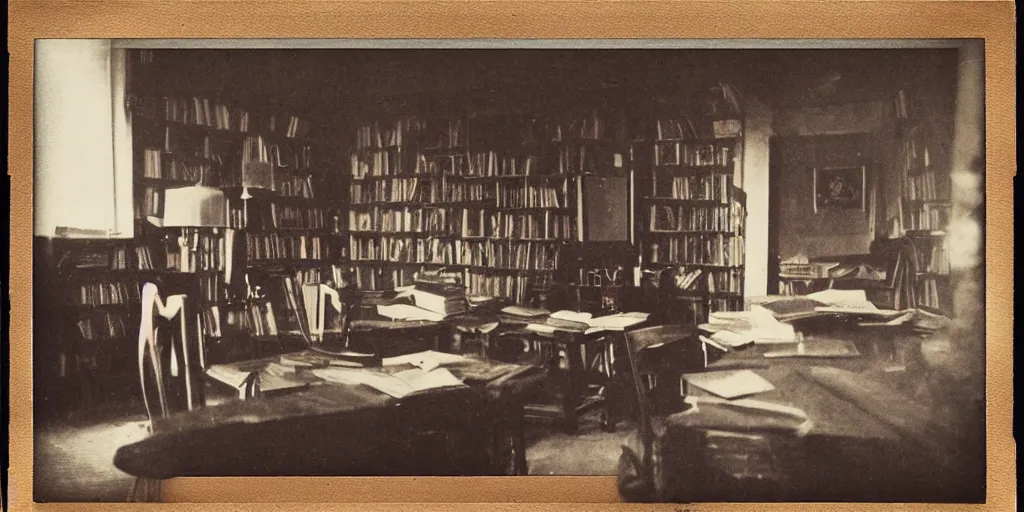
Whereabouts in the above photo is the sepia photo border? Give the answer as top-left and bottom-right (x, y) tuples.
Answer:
(7, 1), (1015, 511)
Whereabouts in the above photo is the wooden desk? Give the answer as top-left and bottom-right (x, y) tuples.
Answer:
(113, 353), (545, 479)
(449, 313), (645, 434)
(647, 327), (982, 503)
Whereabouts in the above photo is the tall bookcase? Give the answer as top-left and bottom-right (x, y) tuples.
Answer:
(892, 88), (954, 315)
(636, 86), (746, 324)
(345, 109), (597, 305)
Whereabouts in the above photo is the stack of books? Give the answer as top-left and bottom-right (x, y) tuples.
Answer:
(401, 282), (469, 316)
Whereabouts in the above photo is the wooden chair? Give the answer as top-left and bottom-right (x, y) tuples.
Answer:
(616, 323), (701, 502)
(131, 282), (207, 501)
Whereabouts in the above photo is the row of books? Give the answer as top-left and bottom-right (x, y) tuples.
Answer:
(166, 231), (226, 273)
(349, 239), (559, 270)
(350, 266), (415, 291)
(466, 271), (539, 305)
(649, 204), (744, 233)
(201, 305), (223, 338)
(199, 274), (225, 303)
(68, 247), (129, 270)
(355, 118), (467, 150)
(273, 205), (327, 230)
(158, 126), (224, 162)
(224, 302), (277, 338)
(494, 184), (567, 209)
(456, 210), (576, 240)
(652, 174), (735, 202)
(136, 186), (164, 218)
(141, 149), (212, 182)
(76, 311), (129, 341)
(647, 234), (745, 267)
(292, 265), (349, 288)
(904, 170), (949, 201)
(141, 95), (314, 139)
(245, 233), (326, 261)
(654, 142), (734, 167)
(903, 203), (950, 232)
(275, 172), (316, 198)
(669, 267), (744, 294)
(241, 136), (316, 170)
(925, 242), (951, 274)
(917, 278), (945, 310)
(73, 281), (141, 306)
(348, 207), (449, 234)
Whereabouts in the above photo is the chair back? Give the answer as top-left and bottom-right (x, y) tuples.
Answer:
(137, 282), (206, 426)
(621, 325), (698, 477)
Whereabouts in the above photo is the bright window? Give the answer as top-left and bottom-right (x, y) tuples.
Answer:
(34, 39), (133, 238)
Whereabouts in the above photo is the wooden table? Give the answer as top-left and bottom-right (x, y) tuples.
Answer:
(646, 325), (984, 503)
(448, 312), (642, 434)
(113, 353), (545, 479)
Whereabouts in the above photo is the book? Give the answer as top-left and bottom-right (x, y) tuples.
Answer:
(682, 370), (776, 399)
(501, 305), (550, 318)
(312, 366), (467, 398)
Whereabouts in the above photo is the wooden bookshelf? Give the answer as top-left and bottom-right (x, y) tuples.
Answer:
(636, 86), (747, 324)
(892, 88), (954, 315)
(344, 111), (594, 304)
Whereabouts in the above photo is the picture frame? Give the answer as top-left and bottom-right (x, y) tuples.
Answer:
(813, 165), (866, 213)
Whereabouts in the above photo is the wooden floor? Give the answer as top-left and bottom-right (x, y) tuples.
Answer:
(34, 400), (634, 502)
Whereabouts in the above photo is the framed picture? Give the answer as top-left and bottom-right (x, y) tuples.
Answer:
(813, 165), (866, 213)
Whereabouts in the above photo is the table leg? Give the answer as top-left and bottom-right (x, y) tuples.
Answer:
(512, 402), (528, 475)
(562, 339), (584, 434)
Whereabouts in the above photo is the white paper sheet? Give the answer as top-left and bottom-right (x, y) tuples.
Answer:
(382, 350), (469, 371)
(682, 370), (776, 399)
(376, 304), (445, 322)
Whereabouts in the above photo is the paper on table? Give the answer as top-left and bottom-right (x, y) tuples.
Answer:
(763, 339), (860, 359)
(682, 370), (776, 399)
(549, 310), (594, 322)
(525, 323), (558, 334)
(376, 303), (446, 322)
(206, 364), (253, 389)
(709, 329), (754, 348)
(313, 367), (466, 398)
(705, 308), (797, 344)
(806, 289), (876, 310)
(382, 350), (469, 371)
(583, 312), (649, 333)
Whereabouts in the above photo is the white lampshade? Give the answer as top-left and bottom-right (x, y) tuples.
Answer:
(162, 185), (228, 228)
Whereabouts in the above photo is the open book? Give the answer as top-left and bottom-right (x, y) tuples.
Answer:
(312, 366), (466, 399)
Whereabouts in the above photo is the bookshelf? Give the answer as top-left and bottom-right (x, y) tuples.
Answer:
(345, 111), (593, 304)
(637, 85), (746, 324)
(128, 90), (349, 356)
(892, 89), (954, 315)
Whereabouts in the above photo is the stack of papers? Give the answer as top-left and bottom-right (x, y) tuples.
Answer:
(682, 370), (776, 399)
(701, 308), (798, 345)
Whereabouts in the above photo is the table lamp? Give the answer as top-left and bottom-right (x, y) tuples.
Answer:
(162, 185), (228, 273)
(239, 139), (275, 227)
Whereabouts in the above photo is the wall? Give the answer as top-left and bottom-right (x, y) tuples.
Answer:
(741, 95), (773, 297)
(770, 101), (886, 261)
